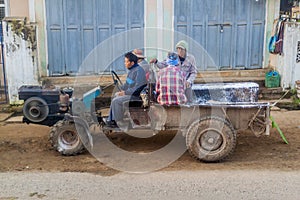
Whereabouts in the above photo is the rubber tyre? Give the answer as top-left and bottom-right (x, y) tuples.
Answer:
(49, 120), (86, 155)
(186, 116), (236, 162)
(23, 97), (49, 122)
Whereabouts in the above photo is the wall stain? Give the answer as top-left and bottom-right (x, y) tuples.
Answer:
(10, 18), (37, 53)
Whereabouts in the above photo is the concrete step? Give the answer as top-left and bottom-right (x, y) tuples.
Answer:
(195, 68), (268, 86)
(43, 69), (269, 88)
(42, 68), (283, 100)
(258, 87), (291, 100)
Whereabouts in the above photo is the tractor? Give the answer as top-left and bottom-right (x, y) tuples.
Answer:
(18, 69), (270, 162)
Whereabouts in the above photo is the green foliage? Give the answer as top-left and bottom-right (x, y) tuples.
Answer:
(289, 87), (300, 104)
(292, 95), (300, 104)
(290, 88), (297, 95)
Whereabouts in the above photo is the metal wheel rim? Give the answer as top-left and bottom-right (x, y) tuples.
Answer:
(58, 129), (80, 150)
(197, 128), (224, 151)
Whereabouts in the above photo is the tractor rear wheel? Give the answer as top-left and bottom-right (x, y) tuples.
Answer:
(49, 120), (86, 155)
(186, 116), (236, 162)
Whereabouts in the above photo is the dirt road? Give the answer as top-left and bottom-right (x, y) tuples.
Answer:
(0, 110), (299, 174)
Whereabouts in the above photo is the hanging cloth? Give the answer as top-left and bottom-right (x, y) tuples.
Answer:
(269, 19), (281, 54)
(274, 20), (285, 55)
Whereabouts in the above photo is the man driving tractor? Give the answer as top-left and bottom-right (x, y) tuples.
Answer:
(106, 52), (147, 128)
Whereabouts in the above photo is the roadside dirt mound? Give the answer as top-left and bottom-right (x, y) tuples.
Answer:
(0, 110), (299, 174)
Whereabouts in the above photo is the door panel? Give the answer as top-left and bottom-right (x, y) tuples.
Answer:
(249, 0), (266, 69)
(175, 0), (266, 70)
(82, 0), (96, 74)
(46, 0), (64, 75)
(235, 25), (247, 68)
(207, 0), (220, 23)
(223, 0), (234, 22)
(220, 25), (233, 69)
(46, 0), (144, 75)
(235, 1), (250, 69)
(220, 0), (234, 69)
(250, 24), (263, 69)
(130, 0), (144, 27)
(64, 0), (81, 75)
(206, 25), (220, 69)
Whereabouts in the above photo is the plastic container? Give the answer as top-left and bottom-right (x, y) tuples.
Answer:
(265, 71), (280, 88)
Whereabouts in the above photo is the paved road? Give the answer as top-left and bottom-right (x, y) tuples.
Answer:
(0, 170), (299, 200)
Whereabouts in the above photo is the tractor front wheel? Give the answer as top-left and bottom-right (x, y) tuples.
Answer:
(49, 120), (86, 155)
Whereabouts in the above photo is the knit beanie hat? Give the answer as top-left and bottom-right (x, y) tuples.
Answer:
(175, 40), (188, 50)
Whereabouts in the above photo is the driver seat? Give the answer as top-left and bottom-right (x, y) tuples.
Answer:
(127, 83), (148, 108)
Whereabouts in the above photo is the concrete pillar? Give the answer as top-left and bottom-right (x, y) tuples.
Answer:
(30, 0), (48, 77)
(145, 0), (174, 61)
(28, 0), (36, 22)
